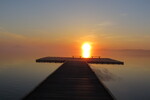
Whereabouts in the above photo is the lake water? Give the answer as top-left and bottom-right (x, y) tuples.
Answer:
(90, 56), (150, 100)
(0, 57), (62, 100)
(0, 51), (150, 100)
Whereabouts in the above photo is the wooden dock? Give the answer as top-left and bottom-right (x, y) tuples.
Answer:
(36, 57), (124, 64)
(23, 61), (115, 100)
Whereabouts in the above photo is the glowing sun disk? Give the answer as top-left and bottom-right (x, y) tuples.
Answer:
(82, 43), (91, 58)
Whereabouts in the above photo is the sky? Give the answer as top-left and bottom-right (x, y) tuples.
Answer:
(0, 0), (150, 57)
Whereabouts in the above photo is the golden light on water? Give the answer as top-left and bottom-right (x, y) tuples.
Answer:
(82, 43), (91, 58)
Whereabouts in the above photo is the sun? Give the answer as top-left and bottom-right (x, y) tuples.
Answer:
(82, 43), (91, 58)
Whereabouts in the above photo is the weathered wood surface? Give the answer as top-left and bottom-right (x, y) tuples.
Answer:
(23, 61), (115, 100)
(36, 57), (124, 64)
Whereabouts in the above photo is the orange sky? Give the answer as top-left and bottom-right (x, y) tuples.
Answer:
(0, 1), (150, 57)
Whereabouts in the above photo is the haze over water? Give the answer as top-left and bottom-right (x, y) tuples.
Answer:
(0, 0), (150, 100)
(0, 51), (150, 100)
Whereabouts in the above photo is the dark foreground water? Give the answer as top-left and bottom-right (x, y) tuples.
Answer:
(0, 51), (150, 100)
(90, 56), (150, 100)
(0, 57), (62, 100)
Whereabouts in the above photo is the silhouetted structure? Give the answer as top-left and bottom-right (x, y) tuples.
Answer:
(23, 61), (115, 100)
(36, 57), (124, 64)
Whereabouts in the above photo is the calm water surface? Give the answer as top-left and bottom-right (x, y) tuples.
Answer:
(90, 55), (150, 100)
(0, 57), (62, 100)
(0, 52), (150, 100)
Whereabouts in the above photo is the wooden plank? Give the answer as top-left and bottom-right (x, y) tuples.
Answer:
(23, 61), (115, 100)
(36, 57), (124, 64)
